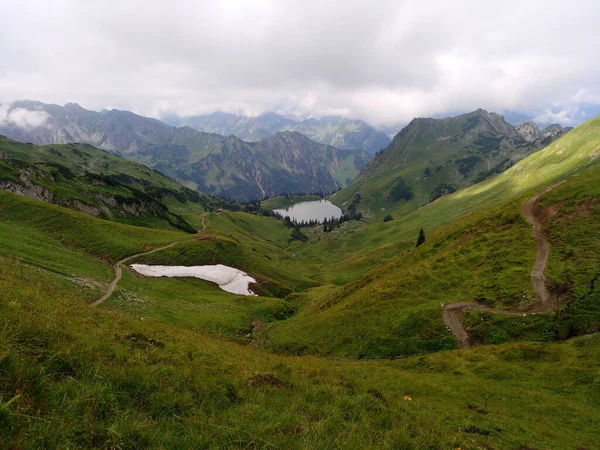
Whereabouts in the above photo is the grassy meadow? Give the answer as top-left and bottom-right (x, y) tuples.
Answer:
(1, 256), (599, 449)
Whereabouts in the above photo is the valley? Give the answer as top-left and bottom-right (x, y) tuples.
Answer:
(1, 111), (599, 449)
(4, 3), (600, 447)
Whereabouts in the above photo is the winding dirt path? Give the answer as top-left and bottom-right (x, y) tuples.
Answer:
(91, 242), (179, 306)
(92, 212), (209, 306)
(443, 181), (566, 349)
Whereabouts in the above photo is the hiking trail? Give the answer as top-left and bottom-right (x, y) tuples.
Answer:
(443, 181), (566, 349)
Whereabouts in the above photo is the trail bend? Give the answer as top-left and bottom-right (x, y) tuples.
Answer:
(92, 242), (180, 306)
(443, 181), (566, 349)
(92, 211), (210, 306)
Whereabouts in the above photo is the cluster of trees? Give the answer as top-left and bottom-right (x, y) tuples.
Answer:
(388, 177), (414, 202)
(322, 211), (363, 233)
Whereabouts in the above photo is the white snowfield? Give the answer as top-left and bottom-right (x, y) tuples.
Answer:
(129, 264), (257, 296)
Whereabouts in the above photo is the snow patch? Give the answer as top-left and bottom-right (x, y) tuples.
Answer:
(129, 264), (257, 296)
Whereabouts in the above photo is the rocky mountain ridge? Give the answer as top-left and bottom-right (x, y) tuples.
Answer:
(0, 101), (368, 201)
(515, 121), (572, 143)
(166, 111), (391, 156)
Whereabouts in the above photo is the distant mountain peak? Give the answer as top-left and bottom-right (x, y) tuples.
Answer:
(516, 122), (543, 142)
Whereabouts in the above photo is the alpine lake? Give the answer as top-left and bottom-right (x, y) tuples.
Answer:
(273, 199), (342, 223)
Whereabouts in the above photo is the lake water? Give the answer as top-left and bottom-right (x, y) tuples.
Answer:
(273, 200), (342, 223)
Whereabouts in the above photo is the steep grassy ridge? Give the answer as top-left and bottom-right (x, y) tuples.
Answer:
(464, 168), (600, 344)
(266, 198), (537, 357)
(297, 114), (600, 285)
(0, 136), (221, 231)
(331, 109), (564, 220)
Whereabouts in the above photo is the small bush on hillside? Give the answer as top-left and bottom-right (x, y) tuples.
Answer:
(388, 177), (414, 202)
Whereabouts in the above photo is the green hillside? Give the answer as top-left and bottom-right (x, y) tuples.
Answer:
(1, 187), (599, 448)
(301, 114), (600, 285)
(3, 254), (599, 448)
(0, 135), (224, 232)
(331, 109), (566, 219)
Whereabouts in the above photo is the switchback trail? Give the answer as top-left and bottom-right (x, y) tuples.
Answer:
(443, 181), (566, 349)
(91, 242), (179, 306)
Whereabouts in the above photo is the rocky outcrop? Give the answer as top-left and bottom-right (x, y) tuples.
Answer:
(516, 121), (572, 143)
(516, 122), (544, 142)
(542, 124), (572, 140)
(167, 111), (391, 156)
(0, 178), (54, 202)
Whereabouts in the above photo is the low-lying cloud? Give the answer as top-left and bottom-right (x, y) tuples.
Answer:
(0, 105), (49, 129)
(0, 0), (599, 127)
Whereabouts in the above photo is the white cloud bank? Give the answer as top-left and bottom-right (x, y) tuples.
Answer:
(0, 0), (599, 126)
(0, 105), (49, 129)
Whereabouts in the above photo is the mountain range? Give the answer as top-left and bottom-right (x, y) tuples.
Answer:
(0, 101), (369, 201)
(164, 111), (391, 156)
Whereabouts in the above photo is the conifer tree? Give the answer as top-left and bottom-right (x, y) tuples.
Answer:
(416, 228), (426, 247)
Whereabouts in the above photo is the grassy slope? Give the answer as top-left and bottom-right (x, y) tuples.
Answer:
(0, 135), (191, 194)
(0, 136), (225, 232)
(2, 255), (599, 449)
(330, 110), (538, 219)
(265, 118), (600, 357)
(296, 115), (600, 286)
(0, 189), (316, 342)
(464, 168), (600, 344)
(266, 198), (537, 357)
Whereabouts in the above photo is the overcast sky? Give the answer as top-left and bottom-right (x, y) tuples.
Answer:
(1, 0), (599, 126)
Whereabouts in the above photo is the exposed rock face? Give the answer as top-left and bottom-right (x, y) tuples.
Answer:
(516, 121), (572, 143)
(542, 124), (573, 140)
(0, 178), (54, 202)
(516, 122), (544, 142)
(186, 131), (369, 201)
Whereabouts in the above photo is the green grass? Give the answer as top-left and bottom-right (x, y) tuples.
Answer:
(0, 190), (190, 264)
(461, 168), (600, 343)
(265, 198), (538, 358)
(108, 270), (295, 340)
(0, 135), (222, 232)
(265, 121), (600, 358)
(329, 110), (549, 220)
(1, 256), (599, 449)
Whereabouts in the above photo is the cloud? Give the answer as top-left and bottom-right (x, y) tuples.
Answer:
(0, 104), (49, 129)
(0, 0), (599, 126)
